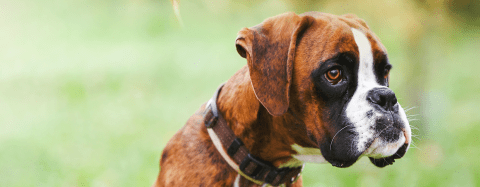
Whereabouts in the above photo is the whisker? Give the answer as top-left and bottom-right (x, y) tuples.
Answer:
(383, 158), (390, 165)
(370, 118), (392, 141)
(330, 125), (351, 151)
(409, 142), (421, 150)
(330, 114), (371, 151)
(404, 106), (417, 113)
(412, 137), (421, 142)
(409, 124), (419, 129)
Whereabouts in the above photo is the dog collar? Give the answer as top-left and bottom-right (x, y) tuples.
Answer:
(204, 83), (304, 186)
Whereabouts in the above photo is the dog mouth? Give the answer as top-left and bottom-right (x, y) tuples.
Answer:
(325, 143), (408, 168)
(323, 126), (409, 168)
(368, 143), (408, 167)
(321, 147), (363, 168)
(328, 159), (357, 168)
(319, 110), (411, 168)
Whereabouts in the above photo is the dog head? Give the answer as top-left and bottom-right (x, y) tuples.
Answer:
(235, 12), (411, 168)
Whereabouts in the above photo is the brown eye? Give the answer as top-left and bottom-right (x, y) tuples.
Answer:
(384, 68), (390, 79)
(325, 68), (342, 84)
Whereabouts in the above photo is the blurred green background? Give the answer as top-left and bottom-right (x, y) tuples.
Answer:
(1, 0), (479, 186)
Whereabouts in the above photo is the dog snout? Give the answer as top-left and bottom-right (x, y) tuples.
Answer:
(367, 88), (397, 111)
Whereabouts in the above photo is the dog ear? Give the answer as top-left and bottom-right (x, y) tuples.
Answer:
(235, 12), (313, 116)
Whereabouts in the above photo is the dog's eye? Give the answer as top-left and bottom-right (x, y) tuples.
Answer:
(325, 68), (342, 85)
(384, 68), (390, 79)
(384, 67), (390, 86)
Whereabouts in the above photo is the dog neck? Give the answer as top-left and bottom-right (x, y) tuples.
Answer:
(216, 66), (318, 168)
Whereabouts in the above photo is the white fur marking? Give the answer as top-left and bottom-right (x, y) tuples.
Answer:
(289, 144), (327, 166)
(398, 103), (412, 151)
(293, 155), (327, 163)
(347, 28), (381, 152)
(234, 174), (241, 187)
(345, 28), (411, 157)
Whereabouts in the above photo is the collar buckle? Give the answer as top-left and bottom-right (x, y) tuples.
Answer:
(239, 154), (273, 180)
(204, 107), (218, 128)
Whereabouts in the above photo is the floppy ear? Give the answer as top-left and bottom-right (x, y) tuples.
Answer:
(235, 12), (313, 116)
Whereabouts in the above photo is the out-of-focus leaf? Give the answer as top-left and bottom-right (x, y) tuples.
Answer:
(170, 0), (183, 27)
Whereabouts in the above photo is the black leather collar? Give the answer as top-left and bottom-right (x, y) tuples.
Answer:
(204, 83), (303, 186)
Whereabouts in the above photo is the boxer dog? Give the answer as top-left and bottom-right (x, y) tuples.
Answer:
(154, 12), (411, 187)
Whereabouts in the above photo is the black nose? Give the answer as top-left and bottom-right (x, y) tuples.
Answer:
(367, 88), (397, 111)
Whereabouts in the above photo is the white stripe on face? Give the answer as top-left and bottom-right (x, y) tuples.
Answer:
(346, 28), (411, 157)
(351, 28), (378, 88)
(346, 28), (384, 152)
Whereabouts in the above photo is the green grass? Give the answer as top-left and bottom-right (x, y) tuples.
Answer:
(1, 0), (479, 186)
